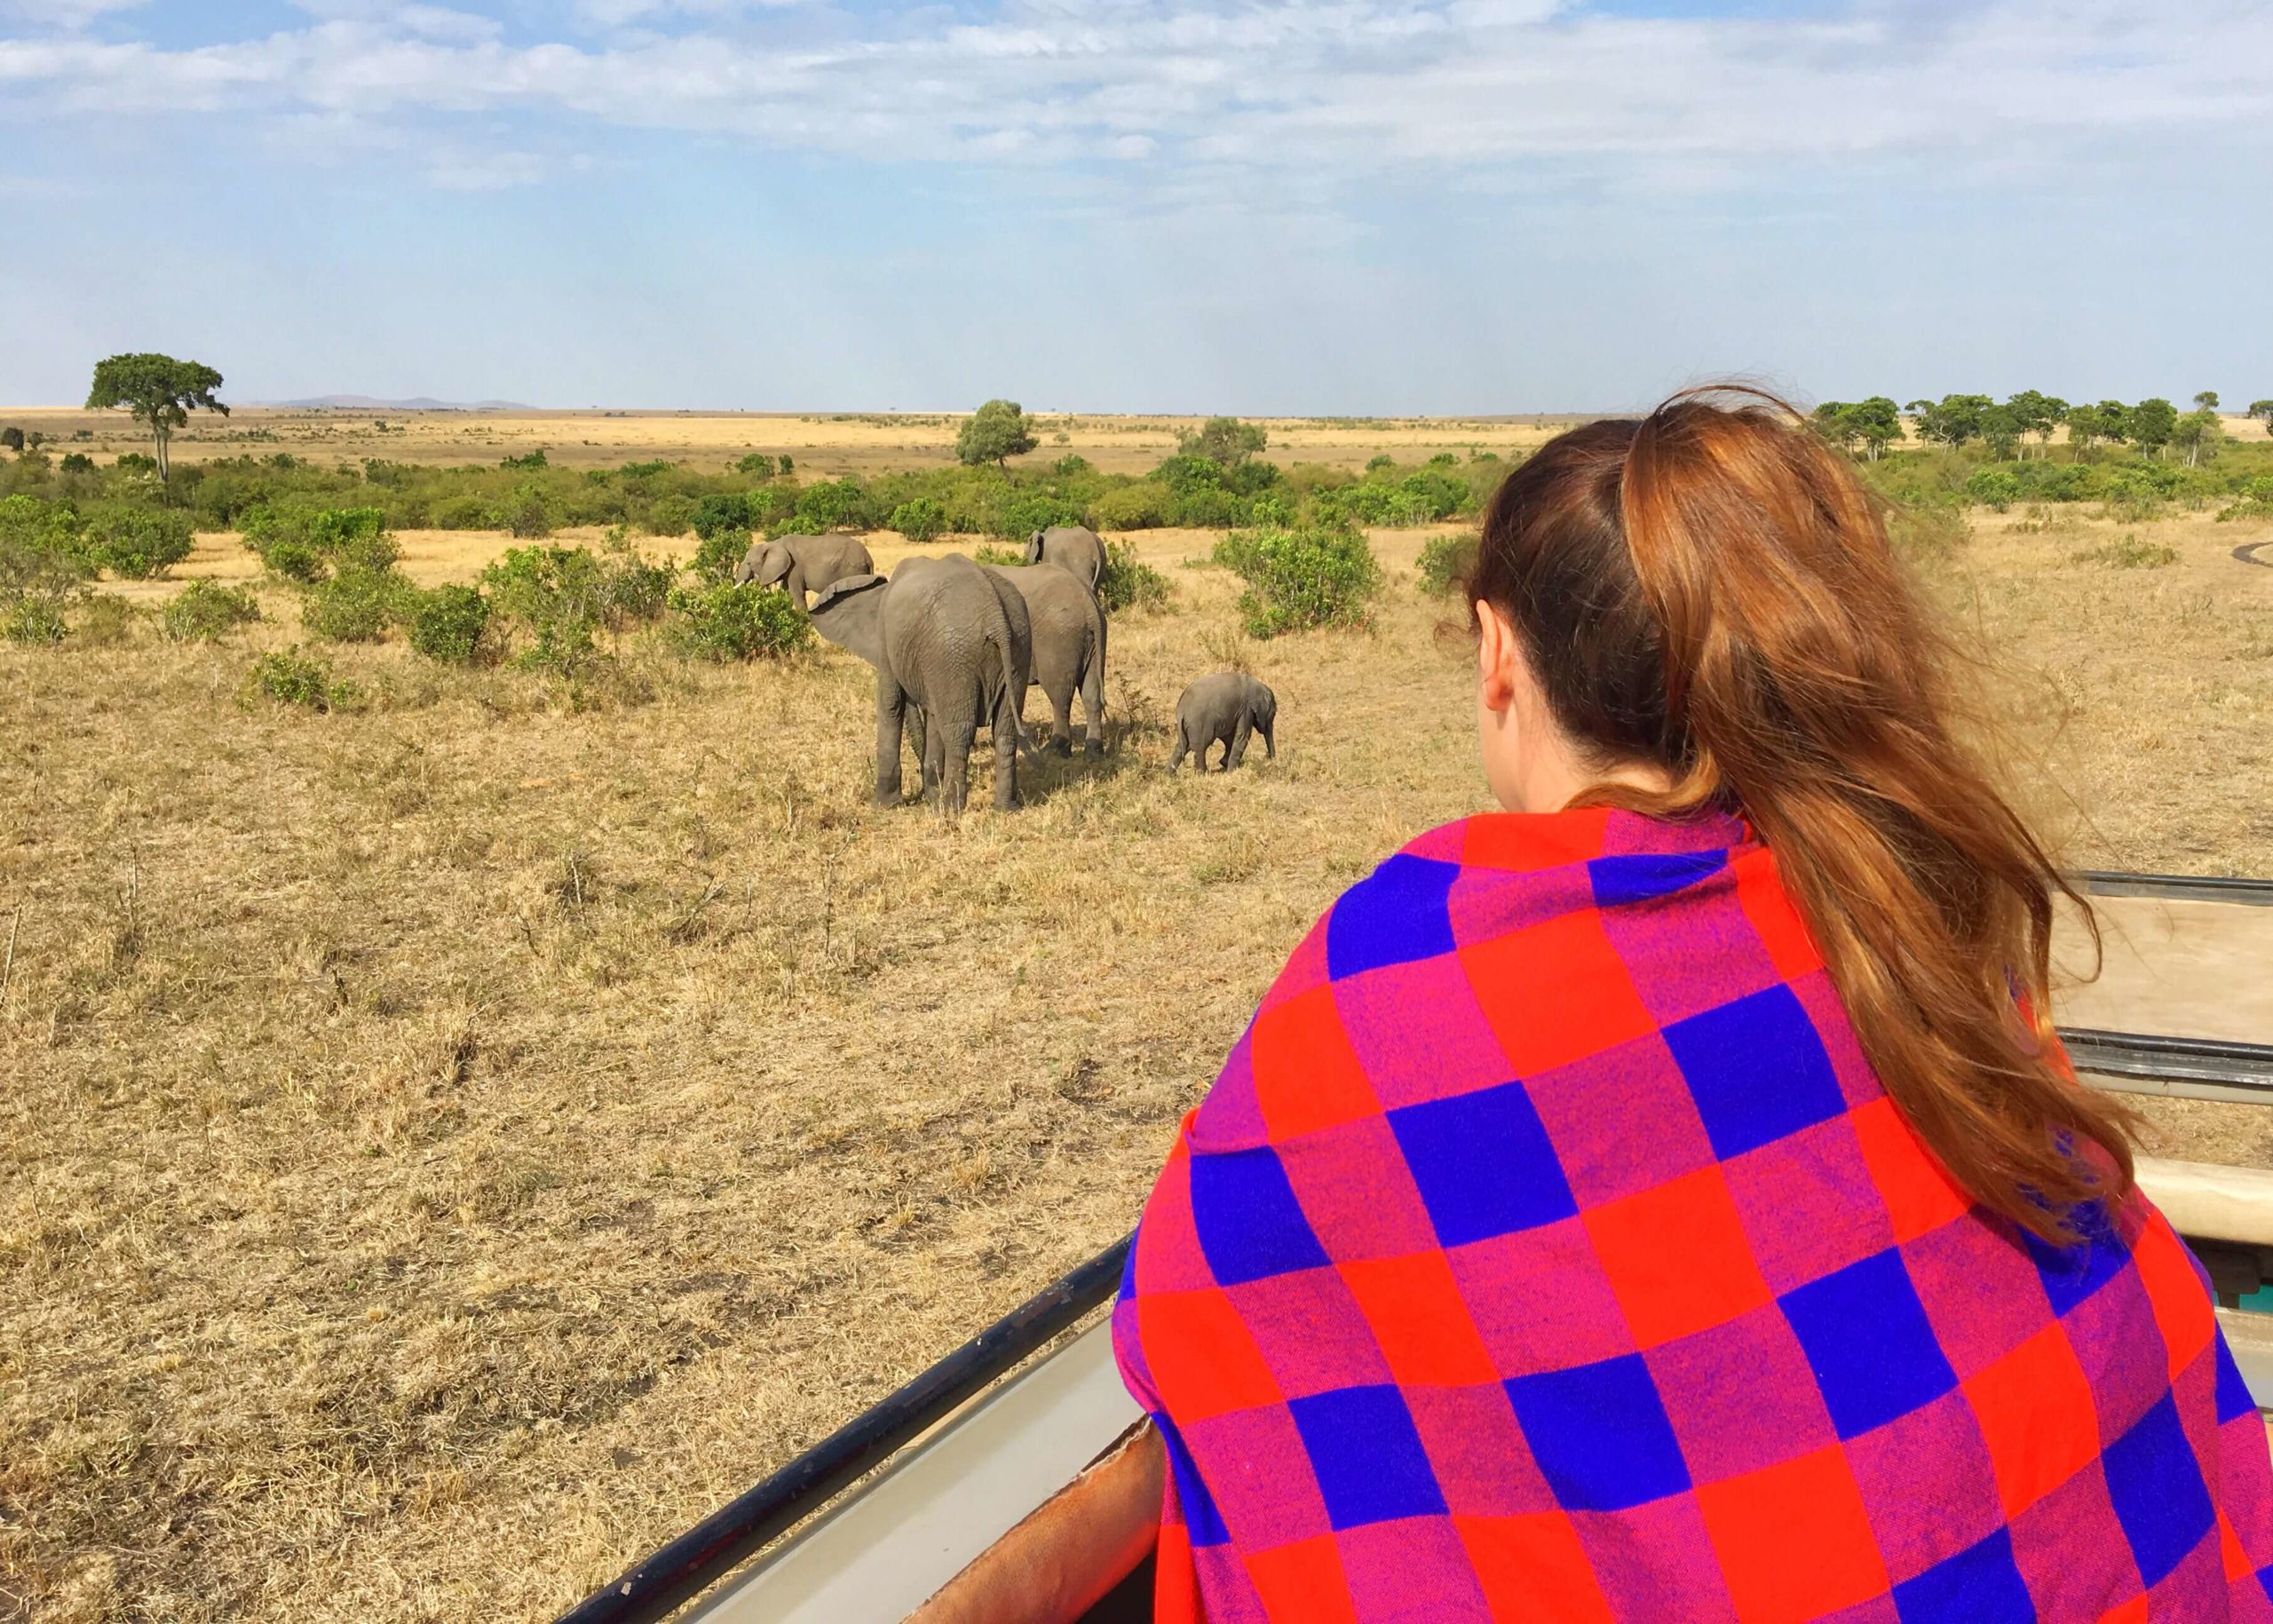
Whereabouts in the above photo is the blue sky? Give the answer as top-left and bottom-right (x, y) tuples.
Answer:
(2, 0), (2267, 413)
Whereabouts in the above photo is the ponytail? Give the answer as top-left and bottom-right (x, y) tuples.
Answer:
(1467, 387), (2129, 1242)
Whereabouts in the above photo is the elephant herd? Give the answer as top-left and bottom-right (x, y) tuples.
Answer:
(737, 526), (1278, 813)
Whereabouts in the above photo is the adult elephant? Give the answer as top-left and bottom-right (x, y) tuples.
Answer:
(808, 555), (1035, 813)
(984, 563), (1106, 756)
(1024, 526), (1106, 590)
(734, 534), (875, 605)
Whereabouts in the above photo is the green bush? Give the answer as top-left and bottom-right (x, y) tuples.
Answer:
(667, 582), (812, 661)
(1966, 469), (2022, 511)
(479, 543), (665, 667)
(644, 494), (696, 537)
(2072, 535), (2179, 569)
(794, 478), (871, 533)
(1416, 531), (1479, 596)
(601, 554), (677, 624)
(241, 503), (395, 580)
(162, 580), (261, 642)
(1215, 524), (1382, 637)
(2218, 477), (2273, 521)
(247, 646), (358, 711)
(308, 508), (396, 572)
(2, 596), (68, 645)
(302, 565), (416, 642)
(1097, 539), (1171, 614)
(692, 528), (749, 583)
(971, 543), (1024, 566)
(408, 584), (492, 664)
(501, 481), (557, 539)
(891, 497), (947, 543)
(1087, 484), (1171, 531)
(71, 594), (143, 648)
(692, 492), (756, 540)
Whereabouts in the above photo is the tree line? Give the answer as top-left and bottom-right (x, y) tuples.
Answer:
(1817, 392), (2273, 469)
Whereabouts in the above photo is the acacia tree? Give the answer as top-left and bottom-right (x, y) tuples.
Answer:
(954, 399), (1038, 469)
(2194, 391), (2221, 412)
(85, 353), (228, 482)
(2173, 407), (2224, 468)
(2005, 391), (2068, 458)
(1178, 416), (1268, 466)
(0, 427), (21, 453)
(1906, 394), (1992, 450)
(2252, 400), (2273, 436)
(2130, 398), (2178, 460)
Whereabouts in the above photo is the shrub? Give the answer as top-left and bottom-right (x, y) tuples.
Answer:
(408, 584), (492, 664)
(500, 448), (549, 471)
(692, 492), (755, 540)
(241, 504), (395, 580)
(1087, 484), (1171, 531)
(246, 647), (358, 711)
(692, 529), (749, 583)
(971, 543), (1024, 566)
(794, 478), (870, 532)
(302, 565), (416, 642)
(644, 494), (696, 536)
(307, 508), (396, 572)
(600, 554), (677, 625)
(2218, 477), (2273, 522)
(1416, 531), (1479, 596)
(59, 452), (95, 473)
(1215, 524), (1382, 637)
(1966, 468), (2022, 511)
(1097, 539), (1171, 614)
(3, 596), (69, 645)
(733, 452), (780, 478)
(479, 544), (635, 669)
(432, 494), (495, 530)
(667, 582), (812, 661)
(162, 580), (261, 642)
(501, 481), (557, 539)
(891, 497), (947, 543)
(2072, 535), (2179, 569)
(71, 594), (143, 647)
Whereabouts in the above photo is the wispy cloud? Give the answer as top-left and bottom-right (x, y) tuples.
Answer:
(0, 0), (2268, 192)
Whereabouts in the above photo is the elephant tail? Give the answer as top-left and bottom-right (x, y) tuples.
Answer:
(1079, 584), (1107, 735)
(985, 581), (1045, 759)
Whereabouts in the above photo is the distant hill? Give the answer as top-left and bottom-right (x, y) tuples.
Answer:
(261, 394), (538, 412)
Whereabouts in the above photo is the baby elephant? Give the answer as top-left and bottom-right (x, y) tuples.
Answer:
(1172, 672), (1276, 772)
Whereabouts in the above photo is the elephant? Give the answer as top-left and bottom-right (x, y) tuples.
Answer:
(734, 534), (876, 605)
(1024, 526), (1107, 591)
(983, 563), (1106, 756)
(807, 554), (1036, 813)
(1171, 671), (1277, 773)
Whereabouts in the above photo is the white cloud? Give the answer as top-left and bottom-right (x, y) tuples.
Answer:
(0, 0), (143, 30)
(0, 0), (2267, 185)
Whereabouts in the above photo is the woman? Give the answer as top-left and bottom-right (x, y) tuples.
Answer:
(922, 392), (2273, 1621)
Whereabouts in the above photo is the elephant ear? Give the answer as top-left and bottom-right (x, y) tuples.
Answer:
(1025, 531), (1045, 564)
(807, 574), (890, 669)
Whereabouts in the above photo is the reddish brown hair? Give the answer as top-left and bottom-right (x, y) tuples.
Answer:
(1468, 387), (2128, 1240)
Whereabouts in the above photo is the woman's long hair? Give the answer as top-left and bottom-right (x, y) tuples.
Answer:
(1467, 386), (2128, 1241)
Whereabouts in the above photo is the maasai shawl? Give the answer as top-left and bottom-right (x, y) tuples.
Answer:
(1113, 807), (2273, 1621)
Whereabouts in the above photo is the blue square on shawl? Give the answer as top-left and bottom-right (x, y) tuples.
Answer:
(2021, 1200), (2126, 1318)
(1387, 1080), (1577, 1248)
(1326, 854), (1459, 981)
(1665, 984), (1846, 1161)
(2103, 1391), (2216, 1587)
(1892, 1528), (2033, 1623)
(2218, 1335), (2257, 1424)
(1587, 849), (1728, 909)
(1157, 1415), (1232, 1547)
(1288, 1384), (1449, 1530)
(1503, 1353), (1691, 1511)
(1189, 1146), (1330, 1287)
(1778, 1248), (1956, 1439)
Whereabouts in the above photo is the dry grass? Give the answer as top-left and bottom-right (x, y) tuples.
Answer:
(4, 435), (2273, 1621)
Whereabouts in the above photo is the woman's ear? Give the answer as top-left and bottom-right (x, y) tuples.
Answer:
(1476, 598), (1519, 714)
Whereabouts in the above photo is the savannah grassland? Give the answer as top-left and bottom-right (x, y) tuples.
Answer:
(4, 410), (2273, 1622)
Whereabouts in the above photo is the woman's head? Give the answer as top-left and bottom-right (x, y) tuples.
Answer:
(1467, 388), (2130, 1240)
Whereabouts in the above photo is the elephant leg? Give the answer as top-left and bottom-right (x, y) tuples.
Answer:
(1045, 681), (1075, 757)
(873, 678), (907, 805)
(941, 719), (978, 815)
(1227, 717), (1254, 770)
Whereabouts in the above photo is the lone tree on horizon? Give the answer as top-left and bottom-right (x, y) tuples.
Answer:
(954, 399), (1037, 470)
(86, 353), (228, 481)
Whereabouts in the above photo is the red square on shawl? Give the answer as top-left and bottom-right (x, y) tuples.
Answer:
(1453, 1512), (1616, 1620)
(1136, 1289), (1287, 1422)
(1339, 1250), (1501, 1388)
(2131, 1213), (2216, 1382)
(1460, 908), (1658, 1078)
(1461, 807), (1613, 871)
(1730, 845), (1824, 980)
(1697, 1444), (1891, 1621)
(1851, 1096), (1976, 1243)
(1963, 1321), (2101, 1518)
(2222, 1509), (2256, 1582)
(1244, 1532), (1360, 1623)
(1250, 983), (1382, 1142)
(1585, 1166), (1772, 1349)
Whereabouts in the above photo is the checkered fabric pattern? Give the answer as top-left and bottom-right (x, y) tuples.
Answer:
(1113, 807), (2273, 1621)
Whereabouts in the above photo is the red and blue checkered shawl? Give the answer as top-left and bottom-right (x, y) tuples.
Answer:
(1113, 807), (2273, 1622)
